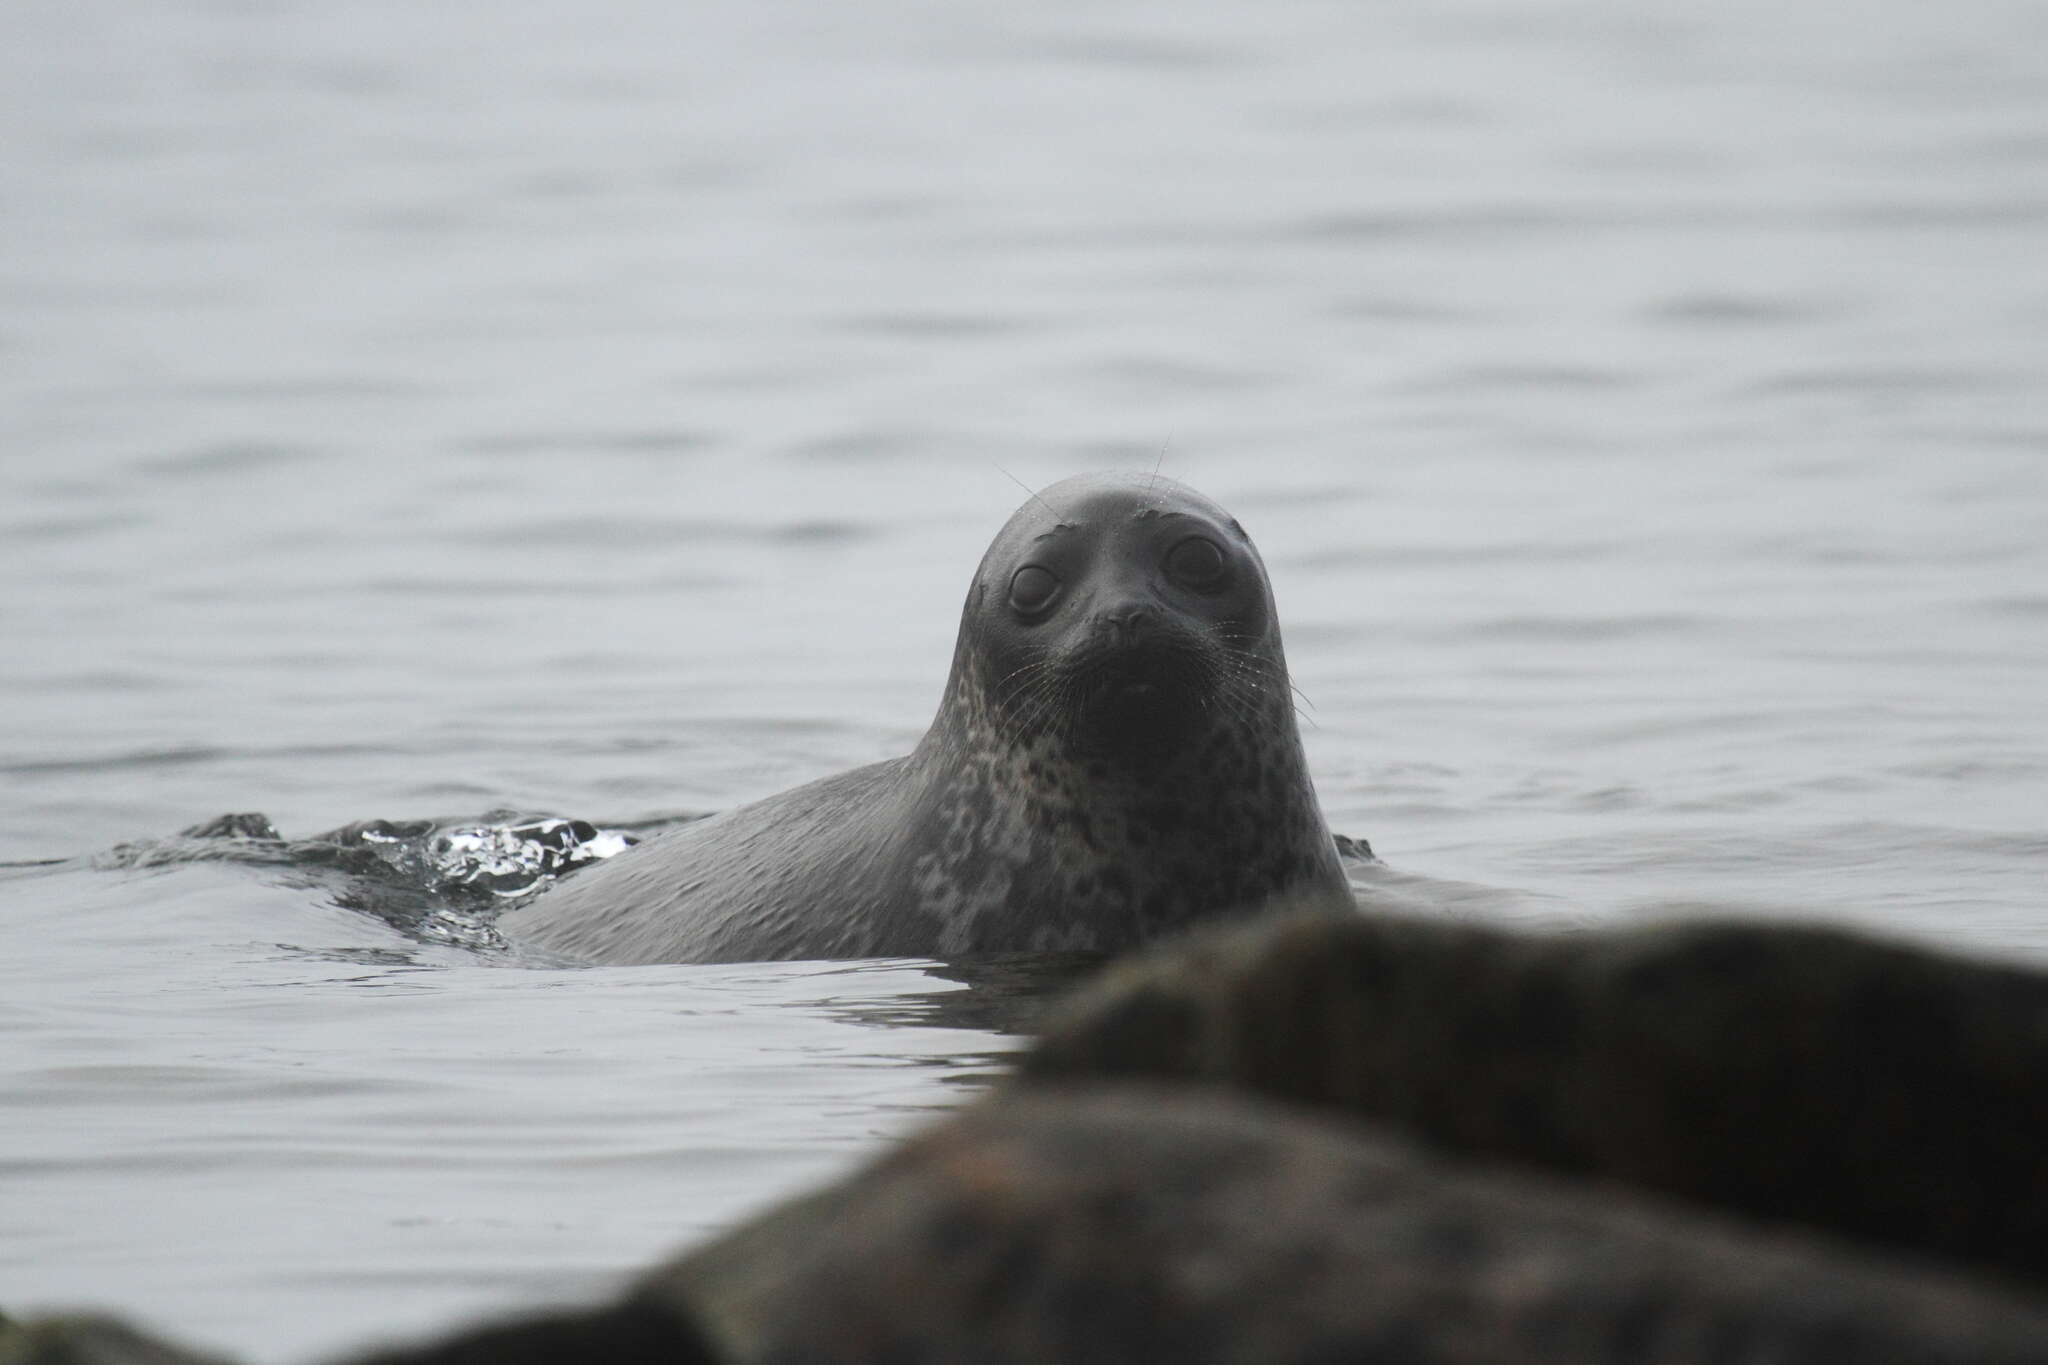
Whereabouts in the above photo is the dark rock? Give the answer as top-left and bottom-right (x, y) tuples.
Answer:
(655, 1087), (2048, 1364)
(0, 1296), (719, 1365)
(0, 1314), (233, 1365)
(344, 1298), (717, 1365)
(1017, 913), (2048, 1287)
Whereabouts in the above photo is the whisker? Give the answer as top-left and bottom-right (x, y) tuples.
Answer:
(992, 461), (1057, 519)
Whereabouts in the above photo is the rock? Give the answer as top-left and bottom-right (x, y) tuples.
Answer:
(1016, 912), (2048, 1287)
(342, 1299), (716, 1365)
(0, 1299), (718, 1365)
(0, 1314), (233, 1365)
(656, 1086), (2048, 1364)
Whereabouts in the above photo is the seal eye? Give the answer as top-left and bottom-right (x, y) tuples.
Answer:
(1164, 536), (1228, 591)
(1008, 564), (1061, 617)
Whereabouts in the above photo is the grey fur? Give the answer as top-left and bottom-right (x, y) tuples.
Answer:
(500, 473), (1349, 964)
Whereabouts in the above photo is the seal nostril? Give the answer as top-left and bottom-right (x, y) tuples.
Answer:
(1100, 605), (1156, 646)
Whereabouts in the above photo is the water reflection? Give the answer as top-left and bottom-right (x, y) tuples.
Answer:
(835, 952), (1109, 1039)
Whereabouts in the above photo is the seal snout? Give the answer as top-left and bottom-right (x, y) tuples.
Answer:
(1083, 604), (1190, 687)
(1070, 603), (1212, 728)
(1097, 603), (1161, 648)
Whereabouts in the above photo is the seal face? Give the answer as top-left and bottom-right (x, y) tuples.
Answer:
(500, 473), (1352, 964)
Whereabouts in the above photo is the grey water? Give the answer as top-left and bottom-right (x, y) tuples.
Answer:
(5, 0), (2047, 1357)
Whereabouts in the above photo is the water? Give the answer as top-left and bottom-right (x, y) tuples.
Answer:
(4, 0), (2047, 1357)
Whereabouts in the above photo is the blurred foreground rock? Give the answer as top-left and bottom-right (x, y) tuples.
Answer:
(0, 1315), (233, 1365)
(0, 1304), (713, 1365)
(1022, 912), (2048, 1288)
(8, 913), (2046, 1363)
(659, 1085), (2048, 1364)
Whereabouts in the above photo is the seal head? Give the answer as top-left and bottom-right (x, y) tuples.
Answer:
(956, 475), (1281, 772)
(500, 473), (1351, 963)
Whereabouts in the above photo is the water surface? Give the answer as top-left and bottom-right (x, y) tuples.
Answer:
(3, 0), (2046, 1357)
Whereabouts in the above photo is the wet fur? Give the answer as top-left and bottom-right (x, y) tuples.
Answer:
(501, 474), (1349, 964)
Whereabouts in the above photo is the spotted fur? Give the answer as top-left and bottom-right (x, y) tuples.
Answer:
(501, 474), (1352, 964)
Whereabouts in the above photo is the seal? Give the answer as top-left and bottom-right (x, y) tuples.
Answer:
(499, 472), (1352, 963)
